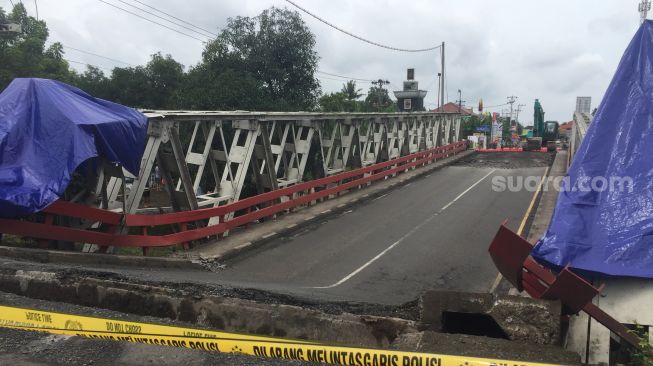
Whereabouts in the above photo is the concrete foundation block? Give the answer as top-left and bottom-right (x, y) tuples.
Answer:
(419, 290), (561, 345)
(392, 331), (580, 365)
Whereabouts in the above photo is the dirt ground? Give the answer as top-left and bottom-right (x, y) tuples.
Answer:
(453, 151), (555, 169)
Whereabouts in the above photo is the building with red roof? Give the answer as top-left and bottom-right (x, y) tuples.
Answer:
(431, 102), (475, 115)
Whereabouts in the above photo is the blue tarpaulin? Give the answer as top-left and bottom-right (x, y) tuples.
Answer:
(0, 78), (148, 217)
(532, 20), (653, 278)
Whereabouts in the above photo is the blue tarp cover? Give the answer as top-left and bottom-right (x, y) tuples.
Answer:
(0, 78), (147, 217)
(532, 20), (653, 279)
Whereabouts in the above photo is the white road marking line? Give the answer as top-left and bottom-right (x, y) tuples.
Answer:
(321, 209), (332, 214)
(372, 193), (388, 202)
(262, 232), (276, 239)
(311, 169), (497, 289)
(235, 242), (252, 250)
(440, 170), (496, 211)
(286, 224), (297, 229)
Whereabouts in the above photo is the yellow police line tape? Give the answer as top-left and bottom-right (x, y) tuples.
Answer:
(0, 304), (566, 366)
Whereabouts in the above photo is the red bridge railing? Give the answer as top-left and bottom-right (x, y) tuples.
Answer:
(0, 141), (467, 254)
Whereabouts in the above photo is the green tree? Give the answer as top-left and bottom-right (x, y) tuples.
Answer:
(364, 86), (395, 112)
(105, 65), (149, 107)
(0, 3), (74, 90)
(461, 114), (492, 137)
(75, 65), (111, 99)
(143, 52), (184, 108)
(319, 91), (359, 112)
(178, 64), (266, 110)
(182, 7), (320, 111)
(0, 4), (322, 114)
(97, 52), (184, 108)
(341, 80), (362, 101)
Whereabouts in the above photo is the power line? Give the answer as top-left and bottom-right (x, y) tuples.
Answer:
(97, 0), (206, 43)
(63, 45), (134, 66)
(65, 58), (113, 73)
(483, 102), (510, 109)
(317, 75), (354, 82)
(316, 70), (374, 82)
(131, 0), (218, 38)
(114, 0), (214, 39)
(284, 0), (442, 53)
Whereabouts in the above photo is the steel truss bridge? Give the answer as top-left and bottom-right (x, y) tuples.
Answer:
(0, 111), (465, 254)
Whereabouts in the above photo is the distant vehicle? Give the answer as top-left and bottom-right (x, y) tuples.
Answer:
(542, 121), (560, 151)
(526, 100), (559, 151)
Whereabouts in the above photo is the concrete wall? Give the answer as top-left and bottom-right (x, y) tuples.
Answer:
(566, 277), (653, 365)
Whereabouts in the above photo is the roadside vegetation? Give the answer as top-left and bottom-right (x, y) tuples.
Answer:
(0, 3), (395, 113)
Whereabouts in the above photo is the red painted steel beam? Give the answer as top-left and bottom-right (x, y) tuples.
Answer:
(0, 218), (229, 247)
(583, 302), (641, 349)
(43, 200), (122, 225)
(0, 142), (467, 249)
(487, 224), (643, 351)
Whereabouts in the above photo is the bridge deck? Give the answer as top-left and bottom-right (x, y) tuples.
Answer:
(215, 163), (546, 304)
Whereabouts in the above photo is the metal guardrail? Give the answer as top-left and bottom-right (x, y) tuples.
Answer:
(569, 112), (591, 166)
(0, 141), (467, 254)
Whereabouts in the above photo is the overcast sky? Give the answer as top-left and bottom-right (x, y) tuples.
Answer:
(5, 0), (643, 123)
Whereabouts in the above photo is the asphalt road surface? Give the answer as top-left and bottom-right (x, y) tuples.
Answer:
(215, 163), (547, 304)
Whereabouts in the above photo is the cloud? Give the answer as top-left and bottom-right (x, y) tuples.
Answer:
(9, 0), (643, 122)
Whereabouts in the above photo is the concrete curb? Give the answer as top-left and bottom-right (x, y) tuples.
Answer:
(0, 245), (203, 270)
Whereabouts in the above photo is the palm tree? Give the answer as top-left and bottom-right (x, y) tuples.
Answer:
(341, 80), (362, 101)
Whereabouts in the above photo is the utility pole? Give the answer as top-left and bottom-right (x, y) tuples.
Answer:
(505, 96), (518, 147)
(507, 96), (518, 125)
(456, 89), (466, 114)
(515, 104), (526, 123)
(440, 42), (445, 111)
(371, 79), (390, 112)
(640, 0), (651, 24)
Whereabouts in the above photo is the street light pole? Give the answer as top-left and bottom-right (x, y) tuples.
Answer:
(437, 73), (441, 110)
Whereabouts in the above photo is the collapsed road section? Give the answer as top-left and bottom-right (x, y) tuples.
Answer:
(0, 265), (581, 365)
